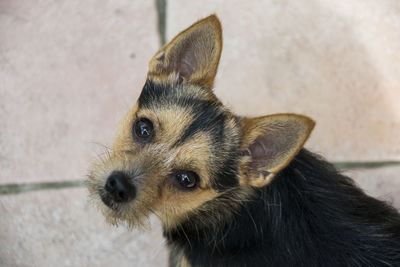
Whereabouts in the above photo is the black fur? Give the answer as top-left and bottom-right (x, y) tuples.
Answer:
(138, 80), (172, 109)
(175, 99), (225, 147)
(165, 149), (400, 267)
(211, 155), (239, 191)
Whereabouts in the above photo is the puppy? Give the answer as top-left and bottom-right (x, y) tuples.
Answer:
(88, 15), (400, 267)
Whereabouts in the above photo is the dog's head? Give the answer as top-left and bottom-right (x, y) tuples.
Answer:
(87, 15), (314, 230)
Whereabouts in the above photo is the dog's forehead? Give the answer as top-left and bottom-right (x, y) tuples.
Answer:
(137, 80), (226, 146)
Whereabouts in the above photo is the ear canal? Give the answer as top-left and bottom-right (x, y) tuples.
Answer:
(147, 15), (223, 89)
(240, 114), (315, 187)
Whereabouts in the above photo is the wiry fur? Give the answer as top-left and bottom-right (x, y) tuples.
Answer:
(87, 15), (400, 267)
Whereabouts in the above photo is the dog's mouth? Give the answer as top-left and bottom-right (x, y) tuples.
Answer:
(99, 189), (133, 212)
(100, 191), (118, 210)
(95, 187), (153, 229)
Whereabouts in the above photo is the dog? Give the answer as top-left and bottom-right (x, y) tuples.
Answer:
(87, 15), (400, 266)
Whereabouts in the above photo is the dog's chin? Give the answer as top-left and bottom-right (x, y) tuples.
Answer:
(96, 194), (151, 229)
(98, 200), (130, 226)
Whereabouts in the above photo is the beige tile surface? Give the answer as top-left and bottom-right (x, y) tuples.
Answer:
(0, 188), (168, 267)
(166, 0), (400, 161)
(0, 0), (159, 184)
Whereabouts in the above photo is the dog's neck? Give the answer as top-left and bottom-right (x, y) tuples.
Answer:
(163, 149), (400, 266)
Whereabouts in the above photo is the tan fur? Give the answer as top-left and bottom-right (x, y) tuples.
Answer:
(153, 132), (221, 229)
(180, 256), (191, 267)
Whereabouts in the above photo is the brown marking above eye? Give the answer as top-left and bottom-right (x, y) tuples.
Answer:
(133, 118), (154, 141)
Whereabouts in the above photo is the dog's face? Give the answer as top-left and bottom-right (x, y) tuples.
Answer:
(87, 15), (314, 230)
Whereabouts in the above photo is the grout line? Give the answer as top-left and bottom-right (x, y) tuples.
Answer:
(0, 180), (86, 195)
(333, 161), (400, 170)
(0, 161), (400, 195)
(156, 0), (167, 46)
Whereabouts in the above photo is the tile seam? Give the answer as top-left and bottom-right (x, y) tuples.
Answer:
(156, 0), (167, 46)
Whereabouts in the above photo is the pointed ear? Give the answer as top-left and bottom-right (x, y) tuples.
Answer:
(147, 15), (222, 89)
(239, 114), (315, 187)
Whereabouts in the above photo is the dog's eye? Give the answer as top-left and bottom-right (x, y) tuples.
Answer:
(176, 171), (198, 189)
(133, 118), (154, 141)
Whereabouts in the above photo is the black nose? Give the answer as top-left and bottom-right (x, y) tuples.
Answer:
(105, 171), (136, 203)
